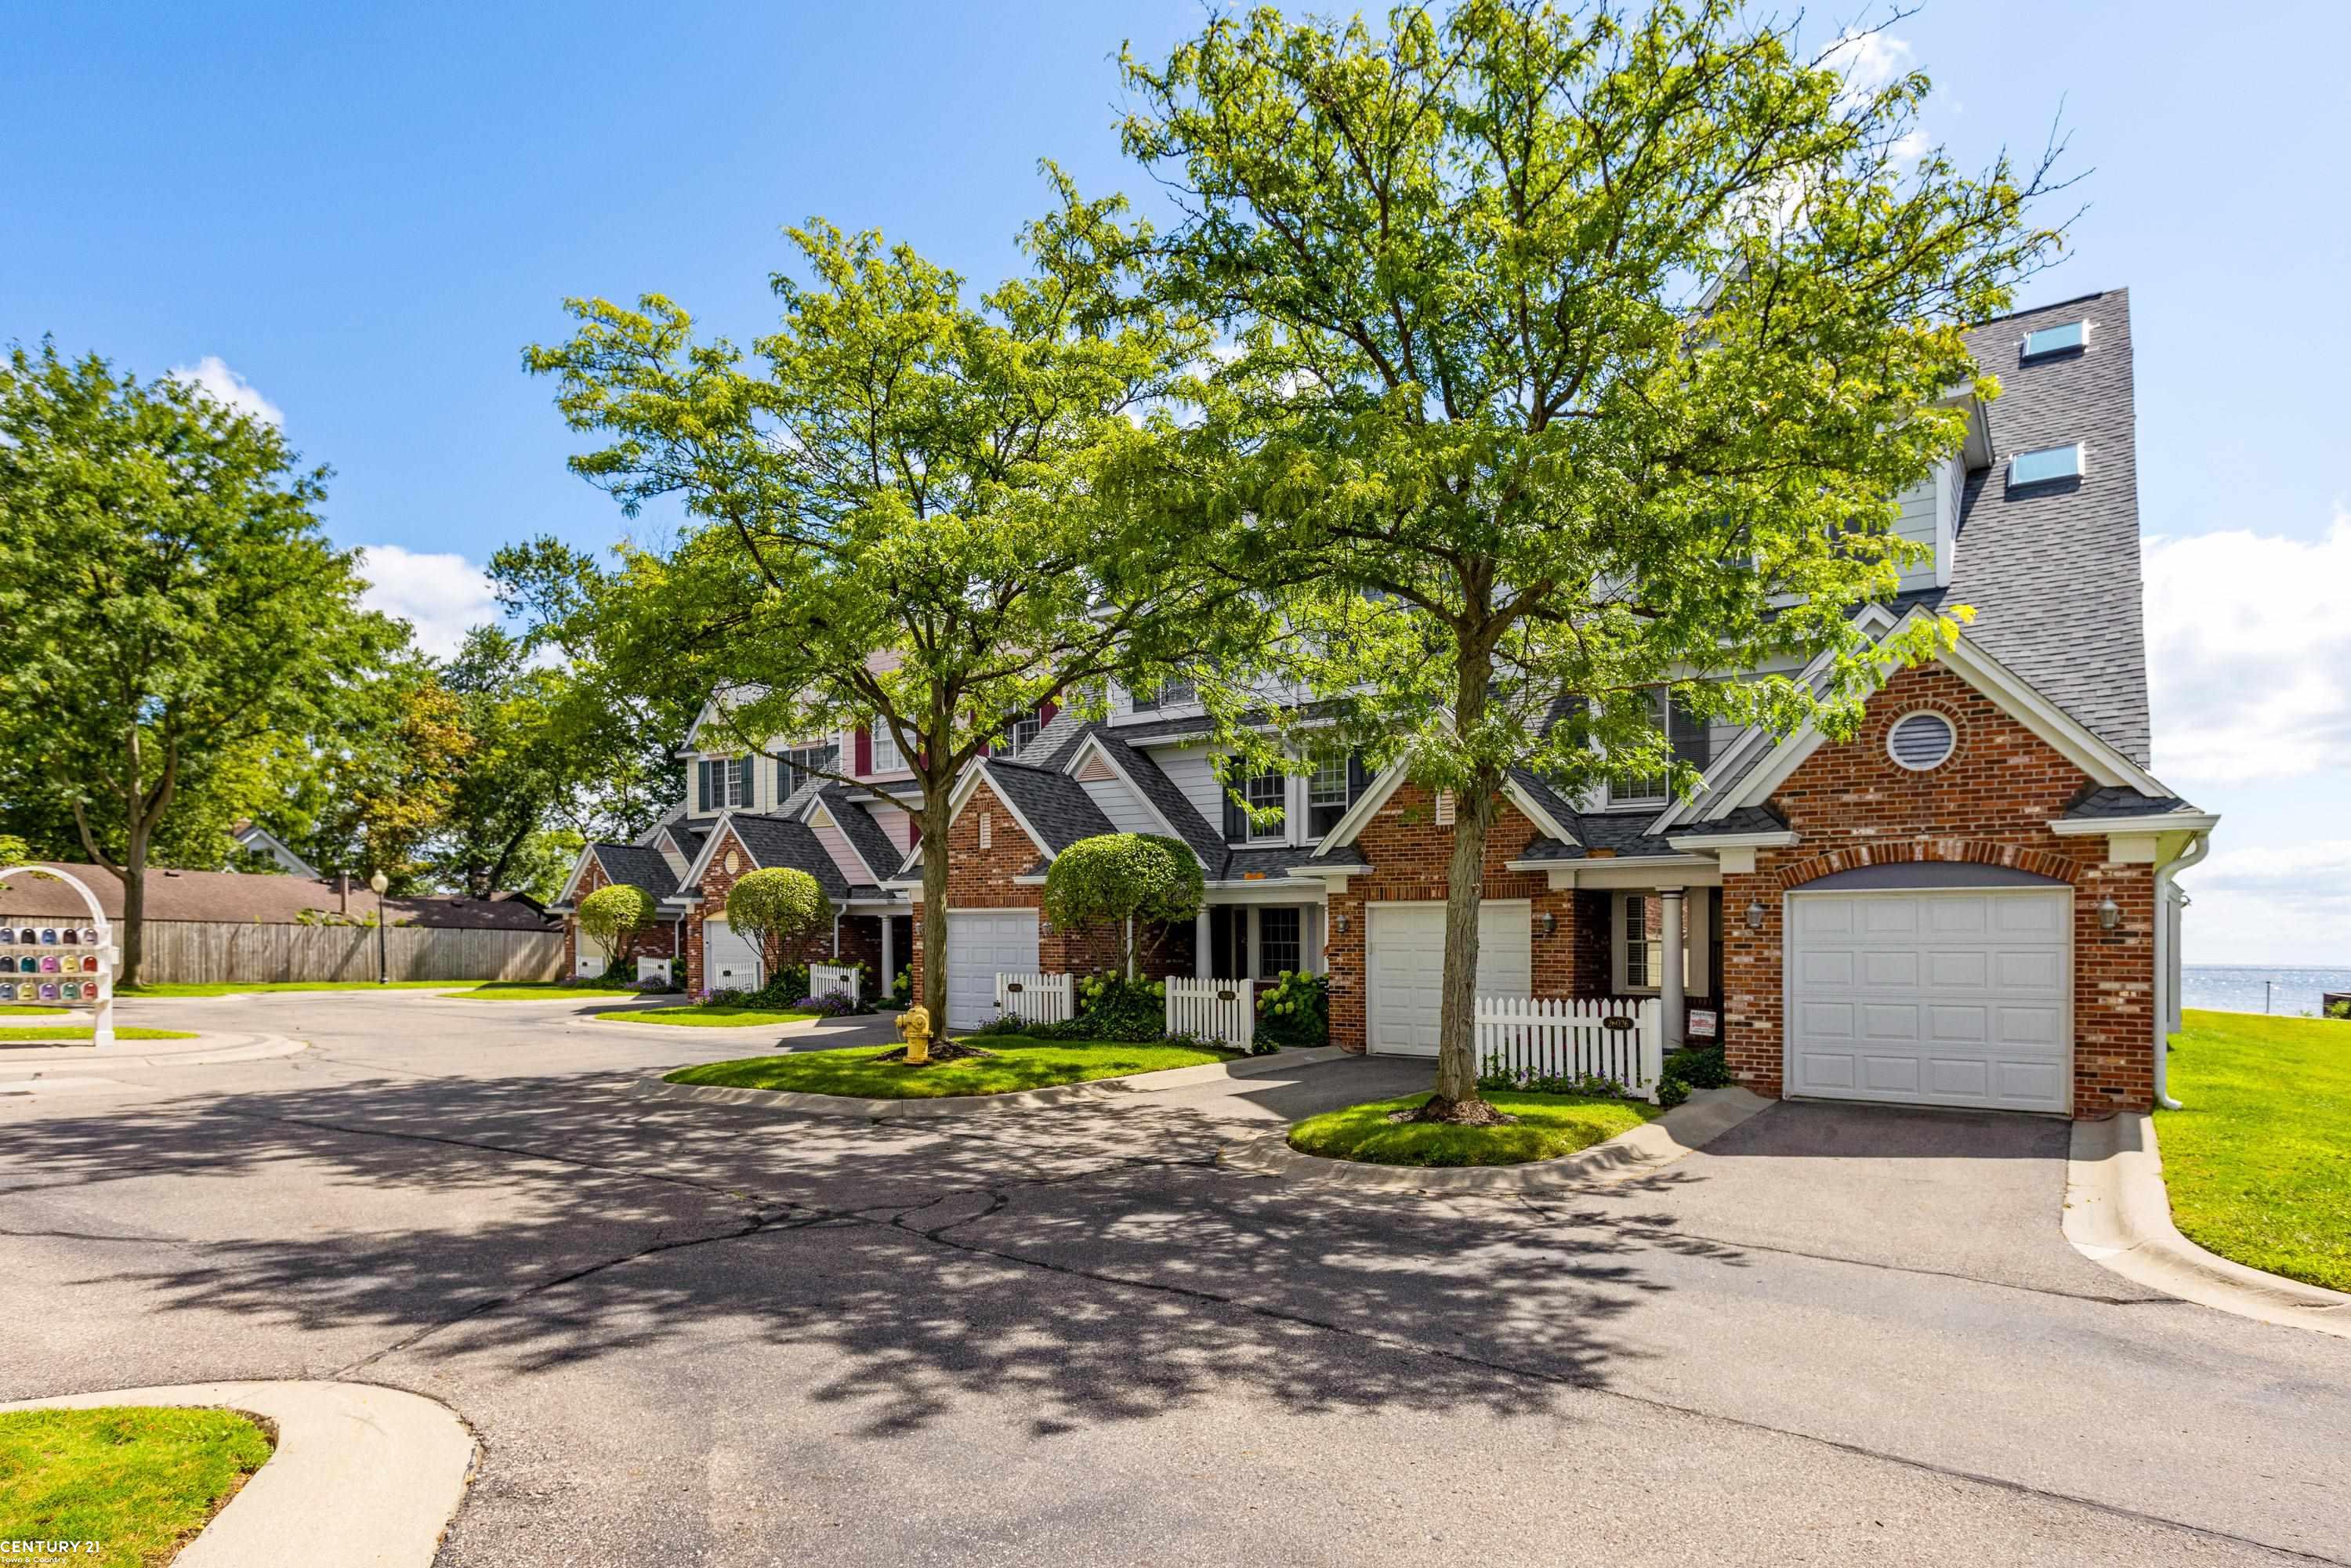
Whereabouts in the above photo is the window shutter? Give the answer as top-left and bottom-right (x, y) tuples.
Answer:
(1346, 751), (1371, 803)
(1038, 699), (1058, 726)
(854, 726), (872, 774)
(740, 757), (756, 806)
(696, 759), (712, 812)
(1223, 778), (1247, 842)
(777, 755), (792, 799)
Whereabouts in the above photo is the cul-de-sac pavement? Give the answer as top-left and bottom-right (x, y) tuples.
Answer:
(3, 993), (2345, 1566)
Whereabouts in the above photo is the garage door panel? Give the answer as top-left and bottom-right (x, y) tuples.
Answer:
(1367, 902), (1531, 1057)
(944, 910), (1039, 1030)
(1788, 888), (2070, 1114)
(705, 918), (763, 990)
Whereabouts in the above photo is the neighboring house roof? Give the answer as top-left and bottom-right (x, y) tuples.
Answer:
(0, 863), (558, 929)
(1948, 289), (2151, 766)
(813, 787), (904, 884)
(589, 845), (681, 903)
(977, 760), (1119, 853)
(722, 813), (854, 901)
(230, 821), (321, 878)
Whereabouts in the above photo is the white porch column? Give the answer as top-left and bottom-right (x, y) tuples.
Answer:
(1245, 907), (1262, 981)
(1305, 903), (1325, 975)
(879, 914), (895, 996)
(1195, 908), (1212, 979)
(1659, 887), (1687, 1048)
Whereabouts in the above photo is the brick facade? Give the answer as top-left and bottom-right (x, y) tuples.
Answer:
(1321, 784), (1586, 1054)
(682, 824), (864, 996)
(1718, 663), (2157, 1119)
(902, 779), (1195, 1005)
(563, 856), (678, 979)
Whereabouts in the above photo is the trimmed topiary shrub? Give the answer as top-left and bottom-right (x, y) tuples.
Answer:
(1041, 834), (1204, 979)
(578, 883), (658, 972)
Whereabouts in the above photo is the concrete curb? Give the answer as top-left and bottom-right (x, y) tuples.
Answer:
(0, 1379), (477, 1566)
(630, 1045), (1350, 1121)
(2065, 1112), (2351, 1338)
(1216, 1085), (1774, 1193)
(0, 1031), (306, 1073)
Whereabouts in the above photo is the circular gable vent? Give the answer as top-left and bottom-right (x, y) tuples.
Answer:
(1887, 711), (1956, 771)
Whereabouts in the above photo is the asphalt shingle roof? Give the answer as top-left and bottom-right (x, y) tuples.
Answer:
(2061, 785), (2192, 820)
(1950, 289), (2152, 766)
(980, 761), (1118, 853)
(816, 788), (907, 884)
(1085, 728), (1230, 869)
(592, 844), (681, 902)
(1665, 806), (1793, 839)
(723, 814), (852, 900)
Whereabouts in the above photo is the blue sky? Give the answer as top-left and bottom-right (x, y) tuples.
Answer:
(5, 2), (2346, 963)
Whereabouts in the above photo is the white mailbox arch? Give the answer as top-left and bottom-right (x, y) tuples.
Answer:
(0, 865), (117, 1048)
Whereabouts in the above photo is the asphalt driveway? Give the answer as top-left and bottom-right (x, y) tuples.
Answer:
(2, 993), (2346, 1566)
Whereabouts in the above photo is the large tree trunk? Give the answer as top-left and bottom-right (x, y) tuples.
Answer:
(118, 826), (149, 988)
(1422, 636), (1505, 1124)
(919, 782), (951, 1031)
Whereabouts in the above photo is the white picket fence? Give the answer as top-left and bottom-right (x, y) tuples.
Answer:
(994, 972), (1074, 1027)
(1166, 976), (1255, 1048)
(1474, 995), (1665, 1102)
(810, 963), (862, 1002)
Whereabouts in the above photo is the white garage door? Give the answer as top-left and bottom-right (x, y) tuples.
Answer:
(944, 909), (1040, 1030)
(1366, 901), (1532, 1056)
(703, 917), (763, 991)
(1786, 889), (2071, 1113)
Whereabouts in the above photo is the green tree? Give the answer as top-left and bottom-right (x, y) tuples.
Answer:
(576, 882), (657, 975)
(1042, 833), (1205, 979)
(724, 867), (834, 975)
(426, 626), (596, 897)
(0, 343), (404, 982)
(524, 198), (1258, 1030)
(280, 654), (473, 894)
(1117, 2), (2066, 1118)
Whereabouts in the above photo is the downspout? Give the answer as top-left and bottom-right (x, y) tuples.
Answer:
(2151, 831), (2211, 1111)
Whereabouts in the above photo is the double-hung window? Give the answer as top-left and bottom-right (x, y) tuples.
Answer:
(1306, 754), (1351, 838)
(777, 744), (836, 799)
(1002, 708), (1043, 756)
(1244, 769), (1287, 841)
(698, 755), (753, 812)
(1256, 908), (1302, 977)
(867, 725), (904, 774)
(1606, 690), (1711, 808)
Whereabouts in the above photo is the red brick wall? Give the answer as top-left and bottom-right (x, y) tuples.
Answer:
(1719, 663), (2156, 1118)
(905, 779), (1199, 1002)
(683, 826), (849, 995)
(563, 856), (678, 979)
(1322, 784), (1584, 1054)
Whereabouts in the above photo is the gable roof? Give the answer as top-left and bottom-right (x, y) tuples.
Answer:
(1071, 728), (1229, 869)
(977, 760), (1118, 853)
(809, 787), (904, 885)
(591, 844), (681, 903)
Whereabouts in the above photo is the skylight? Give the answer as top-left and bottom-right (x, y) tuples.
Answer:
(2008, 444), (2084, 488)
(2020, 320), (2087, 360)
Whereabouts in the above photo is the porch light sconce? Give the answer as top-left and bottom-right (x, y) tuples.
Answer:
(1536, 911), (1556, 936)
(2096, 898), (2121, 931)
(1334, 913), (1349, 935)
(1744, 900), (1767, 932)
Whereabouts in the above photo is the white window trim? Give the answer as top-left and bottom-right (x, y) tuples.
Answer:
(1244, 770), (1289, 845)
(868, 726), (905, 774)
(1610, 890), (1711, 995)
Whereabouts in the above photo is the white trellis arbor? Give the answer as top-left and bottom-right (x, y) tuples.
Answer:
(0, 865), (117, 1048)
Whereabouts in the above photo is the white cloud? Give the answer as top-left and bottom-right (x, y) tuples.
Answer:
(167, 355), (284, 428)
(2145, 513), (2351, 784)
(1824, 29), (1914, 97)
(357, 544), (499, 661)
(2183, 839), (2351, 967)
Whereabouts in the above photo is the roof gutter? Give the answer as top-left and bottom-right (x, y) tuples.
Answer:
(2151, 829), (2212, 1112)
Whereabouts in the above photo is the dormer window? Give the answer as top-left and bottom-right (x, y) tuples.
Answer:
(2008, 443), (2084, 489)
(2020, 320), (2088, 361)
(1131, 675), (1196, 712)
(1002, 708), (1043, 755)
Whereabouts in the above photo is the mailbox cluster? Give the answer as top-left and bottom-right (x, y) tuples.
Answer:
(1, 925), (110, 1004)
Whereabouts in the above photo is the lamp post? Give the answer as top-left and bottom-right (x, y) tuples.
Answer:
(368, 870), (389, 984)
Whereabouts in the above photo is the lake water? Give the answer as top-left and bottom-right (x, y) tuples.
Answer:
(2182, 966), (2351, 1019)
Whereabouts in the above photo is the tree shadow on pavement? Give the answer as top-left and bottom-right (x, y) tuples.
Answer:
(0, 1066), (1741, 1438)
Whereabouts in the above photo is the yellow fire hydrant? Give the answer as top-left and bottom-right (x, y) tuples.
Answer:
(897, 1003), (933, 1066)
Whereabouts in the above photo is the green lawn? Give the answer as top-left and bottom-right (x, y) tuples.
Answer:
(0, 1026), (200, 1043)
(446, 980), (645, 1000)
(2157, 1009), (2351, 1293)
(598, 1004), (820, 1027)
(1289, 1088), (1660, 1168)
(0, 1405), (274, 1568)
(118, 980), (490, 998)
(667, 1037), (1237, 1096)
(0, 1005), (70, 1016)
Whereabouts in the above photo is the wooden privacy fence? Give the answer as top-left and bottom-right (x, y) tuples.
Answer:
(994, 972), (1073, 1027)
(1166, 976), (1255, 1048)
(91, 920), (564, 986)
(809, 963), (861, 1002)
(1475, 995), (1664, 1101)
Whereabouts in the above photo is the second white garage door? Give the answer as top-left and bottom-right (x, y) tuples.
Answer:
(944, 909), (1040, 1030)
(1786, 888), (2071, 1114)
(1366, 901), (1532, 1056)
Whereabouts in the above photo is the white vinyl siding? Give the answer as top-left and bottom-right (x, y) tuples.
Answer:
(1081, 777), (1161, 836)
(1155, 744), (1227, 832)
(807, 807), (871, 885)
(1893, 456), (1961, 591)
